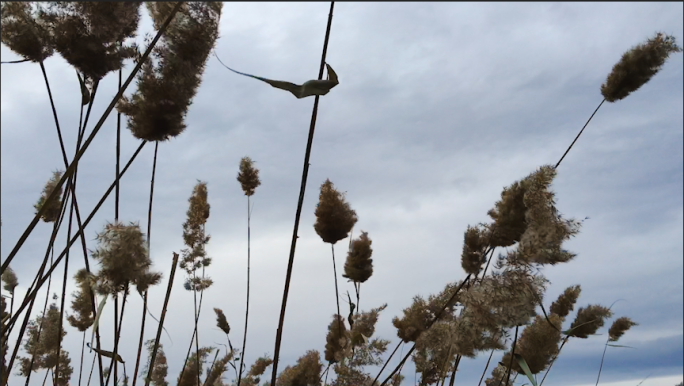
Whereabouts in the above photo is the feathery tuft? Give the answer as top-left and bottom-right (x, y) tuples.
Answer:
(34, 170), (64, 223)
(118, 2), (222, 141)
(213, 308), (230, 335)
(0, 2), (55, 62)
(550, 285), (581, 319)
(342, 231), (374, 283)
(237, 156), (261, 196)
(601, 32), (682, 102)
(567, 304), (613, 338)
(314, 179), (358, 245)
(608, 316), (638, 342)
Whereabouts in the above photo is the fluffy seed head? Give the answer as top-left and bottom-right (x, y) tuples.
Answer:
(314, 179), (358, 245)
(567, 304), (613, 339)
(118, 2), (222, 141)
(342, 231), (374, 283)
(213, 308), (230, 335)
(90, 221), (162, 295)
(517, 166), (581, 265)
(608, 316), (638, 342)
(0, 2), (55, 62)
(237, 156), (261, 196)
(42, 2), (141, 80)
(550, 285), (581, 319)
(500, 314), (562, 374)
(601, 32), (682, 102)
(34, 170), (64, 223)
(324, 314), (351, 363)
(66, 268), (96, 331)
(275, 350), (323, 386)
(461, 225), (489, 274)
(350, 304), (387, 347)
(1, 266), (18, 294)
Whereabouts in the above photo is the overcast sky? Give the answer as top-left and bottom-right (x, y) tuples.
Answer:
(1, 2), (682, 386)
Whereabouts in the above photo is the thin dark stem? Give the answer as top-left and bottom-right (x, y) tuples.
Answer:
(23, 245), (56, 386)
(376, 274), (473, 386)
(237, 195), (252, 386)
(144, 252), (180, 386)
(105, 287), (129, 386)
(370, 340), (403, 386)
(2, 1), (183, 273)
(502, 325), (519, 386)
(5, 141), (148, 331)
(178, 274), (207, 384)
(1, 58), (30, 64)
(270, 3), (335, 383)
(539, 336), (568, 386)
(133, 141), (158, 386)
(39, 59), (106, 386)
(447, 355), (461, 386)
(78, 332), (86, 386)
(116, 58), (122, 222)
(131, 292), (148, 386)
(194, 271), (201, 386)
(331, 244), (343, 339)
(555, 99), (606, 169)
(595, 340), (609, 386)
(476, 349), (495, 386)
(203, 349), (221, 386)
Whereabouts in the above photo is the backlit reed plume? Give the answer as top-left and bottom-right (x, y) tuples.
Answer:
(66, 268), (95, 331)
(276, 350), (323, 386)
(324, 314), (352, 364)
(40, 2), (141, 81)
(343, 231), (374, 320)
(314, 179), (358, 354)
(595, 316), (638, 385)
(0, 2), (54, 62)
(549, 285), (581, 319)
(601, 32), (682, 102)
(214, 308), (230, 336)
(461, 225), (490, 275)
(236, 156), (260, 386)
(567, 305), (613, 339)
(117, 2), (222, 141)
(143, 339), (168, 386)
(204, 350), (233, 386)
(392, 280), (465, 344)
(34, 170), (64, 223)
(18, 300), (73, 383)
(177, 347), (213, 386)
(1, 266), (18, 315)
(179, 181), (212, 386)
(500, 314), (562, 375)
(239, 356), (273, 386)
(90, 221), (162, 295)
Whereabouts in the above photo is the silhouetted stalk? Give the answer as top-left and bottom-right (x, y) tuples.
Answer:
(132, 141), (159, 386)
(539, 336), (568, 386)
(236, 195), (252, 386)
(595, 339), (610, 386)
(555, 99), (606, 169)
(2, 1), (184, 273)
(331, 244), (343, 339)
(203, 349), (220, 386)
(501, 325), (519, 386)
(39, 57), (106, 385)
(78, 332), (86, 386)
(370, 340), (403, 386)
(270, 3), (336, 383)
(476, 350), (495, 386)
(5, 140), (147, 332)
(23, 246), (56, 386)
(144, 252), (180, 386)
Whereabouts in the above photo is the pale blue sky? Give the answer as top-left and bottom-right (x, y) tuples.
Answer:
(1, 2), (682, 386)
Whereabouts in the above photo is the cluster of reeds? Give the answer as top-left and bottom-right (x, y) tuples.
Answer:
(1, 2), (681, 385)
